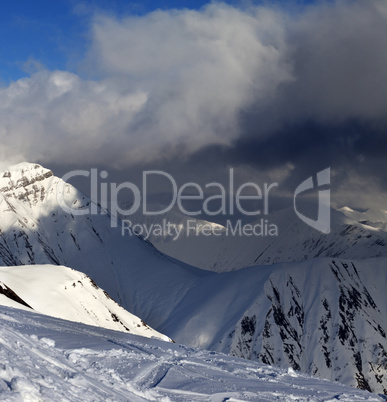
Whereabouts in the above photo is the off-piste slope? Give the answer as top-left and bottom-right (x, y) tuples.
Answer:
(0, 264), (170, 340)
(0, 305), (384, 401)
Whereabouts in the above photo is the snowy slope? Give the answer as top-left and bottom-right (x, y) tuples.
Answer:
(149, 257), (387, 394)
(228, 258), (387, 394)
(0, 305), (384, 401)
(0, 264), (170, 340)
(128, 203), (387, 272)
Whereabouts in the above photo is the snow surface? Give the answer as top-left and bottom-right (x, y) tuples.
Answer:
(0, 304), (384, 401)
(0, 264), (170, 341)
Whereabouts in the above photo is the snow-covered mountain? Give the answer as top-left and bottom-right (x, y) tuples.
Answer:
(127, 203), (387, 272)
(1, 162), (387, 394)
(228, 258), (387, 394)
(0, 264), (170, 340)
(0, 162), (209, 327)
(2, 305), (383, 401)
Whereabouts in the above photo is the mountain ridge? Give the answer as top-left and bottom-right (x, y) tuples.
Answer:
(0, 264), (171, 341)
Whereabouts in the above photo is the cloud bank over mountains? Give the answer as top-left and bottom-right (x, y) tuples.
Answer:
(1, 1), (386, 208)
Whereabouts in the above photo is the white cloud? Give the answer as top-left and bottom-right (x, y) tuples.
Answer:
(0, 70), (147, 167)
(87, 3), (293, 160)
(0, 3), (293, 168)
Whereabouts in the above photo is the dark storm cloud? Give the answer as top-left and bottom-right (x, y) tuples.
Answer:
(229, 119), (387, 186)
(178, 0), (387, 207)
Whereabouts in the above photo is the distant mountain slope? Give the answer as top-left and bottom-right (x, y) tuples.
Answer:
(128, 203), (387, 272)
(1, 305), (382, 401)
(339, 206), (387, 225)
(0, 264), (170, 341)
(339, 206), (387, 232)
(228, 258), (387, 394)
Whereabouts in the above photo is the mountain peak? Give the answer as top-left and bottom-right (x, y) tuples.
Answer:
(1, 162), (52, 180)
(0, 162), (54, 202)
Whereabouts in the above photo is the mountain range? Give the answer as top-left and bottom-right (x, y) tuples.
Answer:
(1, 162), (387, 395)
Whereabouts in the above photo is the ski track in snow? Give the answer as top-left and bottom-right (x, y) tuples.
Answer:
(0, 306), (385, 401)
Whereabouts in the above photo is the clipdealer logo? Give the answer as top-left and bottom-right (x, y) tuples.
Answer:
(56, 167), (331, 238)
(294, 168), (331, 234)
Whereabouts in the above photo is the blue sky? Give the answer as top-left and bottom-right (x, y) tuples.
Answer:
(0, 1), (78, 83)
(0, 1), (225, 83)
(0, 0), (318, 84)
